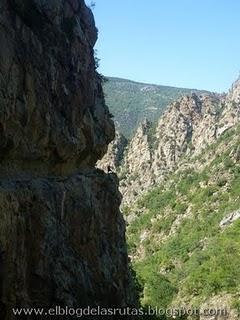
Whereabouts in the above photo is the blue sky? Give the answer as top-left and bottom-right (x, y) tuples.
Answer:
(90, 0), (240, 92)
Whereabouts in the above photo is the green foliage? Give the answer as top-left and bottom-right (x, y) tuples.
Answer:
(144, 273), (178, 309)
(232, 299), (240, 316)
(129, 262), (143, 305)
(140, 188), (177, 212)
(175, 171), (201, 194)
(127, 129), (240, 314)
(173, 202), (188, 215)
(183, 221), (240, 297)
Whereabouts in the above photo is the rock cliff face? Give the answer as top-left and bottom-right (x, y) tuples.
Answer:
(119, 120), (155, 204)
(218, 78), (240, 136)
(0, 1), (134, 318)
(0, 0), (114, 177)
(102, 81), (240, 205)
(97, 131), (128, 171)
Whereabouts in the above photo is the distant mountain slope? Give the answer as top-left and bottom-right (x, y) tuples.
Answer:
(103, 77), (211, 137)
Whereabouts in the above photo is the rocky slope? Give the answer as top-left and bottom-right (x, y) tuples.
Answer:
(0, 1), (134, 318)
(97, 131), (128, 172)
(127, 123), (240, 319)
(100, 80), (240, 205)
(123, 81), (240, 319)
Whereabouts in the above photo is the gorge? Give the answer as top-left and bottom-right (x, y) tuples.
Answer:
(99, 78), (240, 319)
(0, 1), (240, 319)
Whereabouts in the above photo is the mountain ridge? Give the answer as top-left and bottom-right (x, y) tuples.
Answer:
(103, 76), (212, 137)
(107, 76), (214, 91)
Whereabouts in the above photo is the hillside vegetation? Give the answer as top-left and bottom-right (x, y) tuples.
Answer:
(126, 125), (240, 318)
(103, 77), (210, 137)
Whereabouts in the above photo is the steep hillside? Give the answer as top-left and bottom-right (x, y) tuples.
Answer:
(0, 1), (135, 318)
(98, 79), (240, 318)
(100, 80), (239, 206)
(127, 124), (240, 318)
(103, 77), (210, 137)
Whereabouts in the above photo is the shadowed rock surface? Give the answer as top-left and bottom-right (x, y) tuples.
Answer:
(97, 131), (128, 172)
(0, 1), (135, 318)
(0, 0), (114, 177)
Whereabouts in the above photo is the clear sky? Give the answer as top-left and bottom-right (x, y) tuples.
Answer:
(89, 0), (240, 92)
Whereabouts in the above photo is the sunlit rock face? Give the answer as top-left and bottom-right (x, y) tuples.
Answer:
(105, 84), (240, 205)
(0, 1), (135, 319)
